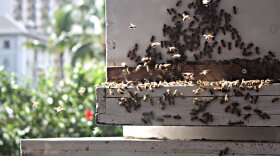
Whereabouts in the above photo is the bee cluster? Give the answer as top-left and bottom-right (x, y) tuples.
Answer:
(103, 0), (280, 127)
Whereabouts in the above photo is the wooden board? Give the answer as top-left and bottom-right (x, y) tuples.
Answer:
(107, 0), (280, 66)
(96, 84), (280, 126)
(21, 137), (280, 156)
(107, 62), (280, 82)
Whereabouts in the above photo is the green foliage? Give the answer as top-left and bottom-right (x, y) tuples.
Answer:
(0, 63), (122, 156)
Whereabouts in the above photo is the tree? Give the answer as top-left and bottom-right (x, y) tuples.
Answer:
(25, 0), (105, 78)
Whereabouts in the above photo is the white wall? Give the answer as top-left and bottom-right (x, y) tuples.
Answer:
(0, 1), (14, 16)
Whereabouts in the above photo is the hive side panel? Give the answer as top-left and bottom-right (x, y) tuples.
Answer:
(106, 0), (280, 66)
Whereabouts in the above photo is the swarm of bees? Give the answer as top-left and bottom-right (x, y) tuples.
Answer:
(102, 0), (280, 127)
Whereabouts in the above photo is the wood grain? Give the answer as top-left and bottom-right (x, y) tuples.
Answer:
(96, 85), (280, 126)
(21, 137), (280, 156)
(107, 61), (280, 82)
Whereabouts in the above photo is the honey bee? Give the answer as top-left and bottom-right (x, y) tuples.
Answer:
(150, 36), (155, 42)
(182, 14), (191, 21)
(268, 51), (276, 58)
(173, 115), (182, 120)
(109, 89), (114, 95)
(203, 34), (214, 41)
(272, 97), (280, 103)
(199, 69), (210, 76)
(143, 95), (148, 102)
(243, 105), (252, 111)
(172, 54), (181, 60)
(169, 46), (176, 52)
(233, 6), (238, 14)
(176, 0), (182, 7)
(219, 147), (229, 156)
(243, 113), (251, 120)
(218, 47), (222, 54)
(135, 65), (142, 72)
(129, 23), (136, 29)
(117, 88), (125, 94)
(221, 40), (226, 47)
(167, 9), (172, 15)
(151, 42), (161, 48)
(255, 47), (260, 54)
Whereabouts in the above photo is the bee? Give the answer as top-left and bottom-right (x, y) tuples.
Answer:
(231, 32), (235, 40)
(240, 42), (245, 49)
(247, 43), (254, 49)
(188, 2), (194, 8)
(143, 95), (148, 102)
(172, 15), (178, 22)
(172, 54), (181, 60)
(219, 147), (229, 156)
(182, 14), (191, 21)
(163, 114), (172, 118)
(272, 97), (280, 103)
(228, 42), (232, 50)
(194, 54), (199, 60)
(193, 16), (199, 22)
(189, 21), (195, 28)
(211, 41), (218, 48)
(173, 89), (179, 96)
(141, 118), (148, 124)
(173, 115), (182, 120)
(151, 42), (161, 48)
(243, 105), (252, 111)
(235, 40), (240, 48)
(218, 46), (222, 54)
(167, 9), (172, 15)
(221, 94), (230, 104)
(268, 51), (276, 58)
(200, 69), (210, 76)
(54, 106), (65, 113)
(225, 105), (231, 113)
(176, 0), (182, 7)
(170, 8), (177, 14)
(150, 36), (155, 42)
(193, 88), (203, 95)
(233, 89), (243, 97)
(233, 6), (238, 14)
(203, 34), (214, 41)
(117, 88), (125, 94)
(129, 23), (136, 29)
(209, 88), (214, 95)
(228, 120), (244, 126)
(220, 9), (225, 17)
(109, 89), (114, 95)
(243, 113), (251, 120)
(244, 92), (250, 100)
(255, 47), (260, 54)
(169, 46), (176, 52)
(191, 116), (199, 121)
(221, 40), (226, 47)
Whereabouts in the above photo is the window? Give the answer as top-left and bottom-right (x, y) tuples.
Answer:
(3, 40), (10, 49)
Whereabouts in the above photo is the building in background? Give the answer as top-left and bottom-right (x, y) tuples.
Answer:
(0, 0), (59, 86)
(0, 0), (59, 34)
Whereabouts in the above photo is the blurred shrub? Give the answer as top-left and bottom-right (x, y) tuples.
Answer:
(0, 62), (122, 156)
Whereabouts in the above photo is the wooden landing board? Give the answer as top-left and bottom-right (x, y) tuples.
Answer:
(107, 62), (280, 82)
(21, 137), (280, 156)
(96, 84), (280, 126)
(107, 0), (280, 66)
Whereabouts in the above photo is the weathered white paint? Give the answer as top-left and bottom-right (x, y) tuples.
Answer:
(21, 137), (280, 156)
(107, 0), (280, 66)
(96, 84), (280, 126)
